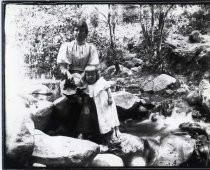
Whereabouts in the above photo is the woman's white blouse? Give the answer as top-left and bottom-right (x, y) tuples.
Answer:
(57, 40), (99, 71)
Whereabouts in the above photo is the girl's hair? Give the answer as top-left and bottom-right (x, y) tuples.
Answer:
(83, 66), (100, 83)
(72, 19), (88, 36)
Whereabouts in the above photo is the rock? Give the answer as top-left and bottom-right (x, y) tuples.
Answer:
(199, 79), (210, 114)
(103, 65), (116, 76)
(189, 30), (201, 43)
(131, 58), (143, 66)
(124, 52), (137, 60)
(128, 155), (146, 166)
(6, 97), (35, 166)
(131, 66), (142, 72)
(113, 91), (140, 110)
(30, 100), (54, 131)
(186, 90), (200, 105)
(31, 130), (100, 167)
(165, 89), (174, 95)
(119, 64), (133, 76)
(32, 163), (47, 168)
(142, 74), (176, 92)
(176, 87), (188, 94)
(90, 154), (124, 167)
(124, 61), (135, 69)
(29, 84), (54, 101)
(152, 74), (176, 92)
(179, 122), (208, 139)
(152, 135), (195, 166)
(113, 133), (144, 161)
(103, 64), (133, 77)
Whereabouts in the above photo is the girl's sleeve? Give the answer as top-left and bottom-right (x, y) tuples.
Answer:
(87, 44), (99, 65)
(57, 43), (71, 65)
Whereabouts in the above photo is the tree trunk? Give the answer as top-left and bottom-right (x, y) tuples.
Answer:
(150, 4), (155, 48)
(108, 4), (120, 74)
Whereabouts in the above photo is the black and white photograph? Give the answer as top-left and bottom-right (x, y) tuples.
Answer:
(2, 1), (210, 168)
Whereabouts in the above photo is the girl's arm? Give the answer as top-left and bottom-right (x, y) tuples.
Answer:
(106, 88), (113, 105)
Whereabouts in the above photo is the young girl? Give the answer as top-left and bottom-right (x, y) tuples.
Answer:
(77, 65), (121, 145)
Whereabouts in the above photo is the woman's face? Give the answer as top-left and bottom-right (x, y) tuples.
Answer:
(74, 27), (87, 43)
(86, 71), (97, 84)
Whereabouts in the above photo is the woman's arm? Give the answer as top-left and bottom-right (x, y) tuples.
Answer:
(59, 63), (72, 79)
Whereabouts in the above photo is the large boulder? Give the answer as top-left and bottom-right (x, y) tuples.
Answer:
(151, 135), (196, 166)
(30, 100), (54, 131)
(111, 133), (144, 166)
(31, 130), (100, 167)
(113, 91), (140, 110)
(143, 74), (176, 92)
(90, 154), (124, 167)
(113, 91), (141, 120)
(186, 90), (200, 105)
(124, 61), (135, 69)
(6, 97), (35, 167)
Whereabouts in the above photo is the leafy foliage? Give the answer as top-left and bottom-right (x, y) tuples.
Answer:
(6, 4), (210, 78)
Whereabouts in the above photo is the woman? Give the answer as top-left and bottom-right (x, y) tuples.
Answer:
(55, 19), (99, 137)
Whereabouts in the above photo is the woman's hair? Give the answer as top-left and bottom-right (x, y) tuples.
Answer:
(72, 19), (88, 36)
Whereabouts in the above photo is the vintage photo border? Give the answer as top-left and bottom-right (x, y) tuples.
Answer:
(2, 0), (210, 169)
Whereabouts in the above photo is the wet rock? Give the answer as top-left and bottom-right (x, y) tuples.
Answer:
(6, 97), (35, 166)
(179, 122), (208, 140)
(143, 74), (176, 92)
(186, 90), (200, 105)
(31, 130), (100, 167)
(113, 91), (140, 110)
(152, 135), (196, 166)
(90, 154), (124, 167)
(30, 100), (54, 131)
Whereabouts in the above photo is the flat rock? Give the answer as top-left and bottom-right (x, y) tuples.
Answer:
(142, 74), (176, 92)
(113, 91), (140, 110)
(90, 154), (124, 167)
(31, 130), (100, 167)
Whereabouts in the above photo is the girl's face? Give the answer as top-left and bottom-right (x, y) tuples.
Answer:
(74, 27), (87, 43)
(85, 71), (97, 84)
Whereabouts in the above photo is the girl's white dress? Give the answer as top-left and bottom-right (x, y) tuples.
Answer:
(84, 77), (120, 134)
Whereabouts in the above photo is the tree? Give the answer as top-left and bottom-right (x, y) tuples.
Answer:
(94, 5), (121, 74)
